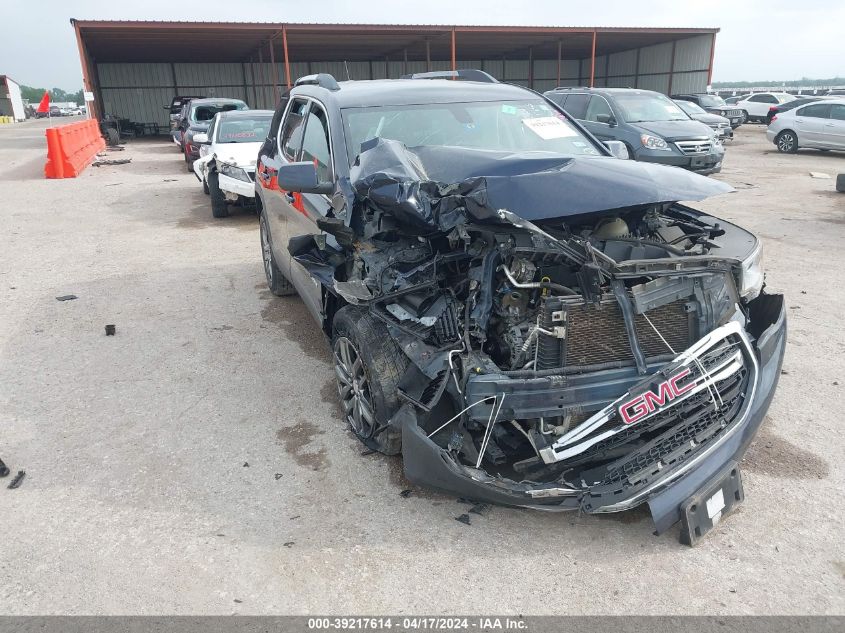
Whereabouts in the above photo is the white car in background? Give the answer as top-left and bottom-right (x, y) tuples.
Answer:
(766, 98), (845, 153)
(735, 92), (796, 122)
(192, 109), (274, 218)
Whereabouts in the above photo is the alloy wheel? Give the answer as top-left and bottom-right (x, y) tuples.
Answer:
(333, 336), (376, 438)
(777, 132), (796, 153)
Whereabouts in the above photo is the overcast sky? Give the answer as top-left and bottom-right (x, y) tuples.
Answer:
(2, 0), (843, 90)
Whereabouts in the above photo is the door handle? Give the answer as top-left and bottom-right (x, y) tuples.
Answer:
(824, 123), (835, 127)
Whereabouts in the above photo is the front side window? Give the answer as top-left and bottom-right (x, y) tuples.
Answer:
(216, 115), (273, 143)
(279, 98), (309, 161)
(585, 96), (613, 122)
(612, 92), (688, 123)
(798, 104), (831, 119)
(300, 105), (333, 182)
(341, 99), (601, 164)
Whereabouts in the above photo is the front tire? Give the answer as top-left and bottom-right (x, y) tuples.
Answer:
(259, 211), (296, 296)
(332, 307), (409, 455)
(775, 130), (798, 154)
(208, 171), (229, 218)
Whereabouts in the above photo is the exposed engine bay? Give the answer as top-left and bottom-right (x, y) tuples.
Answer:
(291, 138), (783, 516)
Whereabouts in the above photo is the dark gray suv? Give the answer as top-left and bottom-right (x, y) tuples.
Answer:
(544, 87), (725, 175)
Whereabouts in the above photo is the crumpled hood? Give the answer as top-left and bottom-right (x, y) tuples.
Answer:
(349, 139), (733, 232)
(213, 142), (262, 168)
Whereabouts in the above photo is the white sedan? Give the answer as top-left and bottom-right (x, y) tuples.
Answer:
(767, 99), (845, 153)
(735, 92), (796, 123)
(192, 109), (274, 218)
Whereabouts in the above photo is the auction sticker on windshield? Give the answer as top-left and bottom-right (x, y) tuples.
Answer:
(522, 116), (578, 140)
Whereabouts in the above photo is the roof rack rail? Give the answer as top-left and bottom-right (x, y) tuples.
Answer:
(401, 69), (498, 83)
(294, 73), (340, 91)
(551, 86), (593, 91)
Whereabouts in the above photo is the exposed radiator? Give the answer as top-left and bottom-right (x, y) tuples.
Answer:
(537, 297), (692, 369)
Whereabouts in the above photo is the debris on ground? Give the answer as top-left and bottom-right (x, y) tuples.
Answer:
(93, 159), (132, 167)
(809, 172), (830, 179)
(283, 542), (295, 547)
(468, 503), (490, 516)
(242, 462), (249, 467)
(274, 473), (283, 480)
(7, 470), (25, 489)
(399, 489), (413, 498)
(455, 514), (471, 526)
(0, 458), (9, 478)
(56, 295), (77, 301)
(105, 324), (116, 336)
(163, 179), (178, 182)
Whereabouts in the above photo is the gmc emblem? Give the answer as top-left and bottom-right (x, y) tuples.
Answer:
(618, 368), (696, 425)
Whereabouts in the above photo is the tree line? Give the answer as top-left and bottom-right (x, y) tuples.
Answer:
(19, 85), (85, 104)
(713, 77), (845, 88)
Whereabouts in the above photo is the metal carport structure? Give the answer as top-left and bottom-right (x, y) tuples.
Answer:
(71, 20), (719, 128)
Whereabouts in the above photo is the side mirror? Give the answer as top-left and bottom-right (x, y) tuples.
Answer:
(193, 133), (209, 144)
(604, 140), (629, 160)
(277, 161), (333, 195)
(596, 113), (617, 126)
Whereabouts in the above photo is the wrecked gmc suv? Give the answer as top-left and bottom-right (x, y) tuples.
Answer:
(255, 71), (786, 544)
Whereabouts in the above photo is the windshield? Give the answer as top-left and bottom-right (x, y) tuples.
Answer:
(697, 95), (726, 108)
(675, 100), (706, 116)
(614, 93), (690, 123)
(191, 102), (247, 122)
(216, 115), (272, 143)
(341, 99), (601, 165)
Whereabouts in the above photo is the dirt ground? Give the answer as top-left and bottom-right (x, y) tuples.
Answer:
(0, 117), (843, 615)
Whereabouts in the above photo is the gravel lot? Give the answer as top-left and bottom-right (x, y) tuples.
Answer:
(0, 117), (843, 615)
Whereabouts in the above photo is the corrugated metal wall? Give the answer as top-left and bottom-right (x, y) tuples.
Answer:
(95, 34), (713, 129)
(584, 34), (712, 95)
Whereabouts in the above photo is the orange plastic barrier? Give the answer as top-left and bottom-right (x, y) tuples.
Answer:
(44, 119), (106, 179)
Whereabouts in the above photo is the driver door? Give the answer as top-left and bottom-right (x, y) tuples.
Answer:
(285, 101), (335, 323)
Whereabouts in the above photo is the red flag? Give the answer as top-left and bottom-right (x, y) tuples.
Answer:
(36, 92), (50, 113)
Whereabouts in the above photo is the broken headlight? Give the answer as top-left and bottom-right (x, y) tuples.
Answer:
(738, 240), (764, 301)
(220, 163), (251, 182)
(640, 134), (671, 151)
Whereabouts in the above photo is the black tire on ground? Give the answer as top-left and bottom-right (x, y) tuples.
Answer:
(208, 171), (229, 218)
(332, 306), (409, 455)
(259, 211), (296, 296)
(740, 111), (748, 124)
(105, 128), (119, 147)
(775, 130), (799, 154)
(836, 174), (845, 193)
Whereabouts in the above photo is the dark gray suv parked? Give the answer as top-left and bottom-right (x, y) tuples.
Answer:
(544, 87), (725, 175)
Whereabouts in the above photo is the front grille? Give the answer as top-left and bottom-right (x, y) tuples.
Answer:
(675, 140), (713, 155)
(564, 299), (691, 366)
(725, 108), (742, 118)
(591, 364), (747, 489)
(544, 324), (755, 508)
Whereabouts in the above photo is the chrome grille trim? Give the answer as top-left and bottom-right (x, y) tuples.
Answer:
(540, 321), (757, 465)
(675, 139), (713, 155)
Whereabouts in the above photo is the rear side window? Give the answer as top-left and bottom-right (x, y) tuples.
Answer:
(831, 104), (845, 121)
(545, 93), (567, 107)
(798, 104), (831, 118)
(562, 94), (590, 119)
(279, 98), (309, 161)
(300, 104), (333, 182)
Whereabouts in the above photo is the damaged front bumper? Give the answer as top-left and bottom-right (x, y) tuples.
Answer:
(397, 292), (785, 533)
